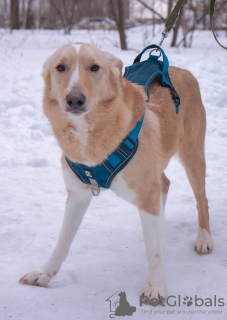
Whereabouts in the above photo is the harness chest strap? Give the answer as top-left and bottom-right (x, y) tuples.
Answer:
(65, 116), (144, 196)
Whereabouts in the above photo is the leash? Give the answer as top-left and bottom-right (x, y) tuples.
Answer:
(158, 0), (226, 50)
(159, 0), (185, 46)
(210, 0), (227, 50)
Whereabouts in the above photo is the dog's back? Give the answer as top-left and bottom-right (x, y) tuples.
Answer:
(146, 66), (206, 163)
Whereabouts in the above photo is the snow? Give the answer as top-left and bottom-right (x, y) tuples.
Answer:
(0, 27), (227, 320)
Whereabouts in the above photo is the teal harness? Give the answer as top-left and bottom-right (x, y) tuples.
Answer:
(66, 44), (180, 196)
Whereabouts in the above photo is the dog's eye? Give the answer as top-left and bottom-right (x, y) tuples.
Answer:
(56, 65), (65, 72)
(90, 65), (100, 72)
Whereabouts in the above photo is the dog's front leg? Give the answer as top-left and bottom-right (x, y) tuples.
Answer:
(139, 197), (166, 300)
(19, 165), (92, 287)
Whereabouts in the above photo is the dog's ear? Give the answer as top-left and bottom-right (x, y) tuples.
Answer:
(104, 51), (123, 79)
(42, 55), (52, 79)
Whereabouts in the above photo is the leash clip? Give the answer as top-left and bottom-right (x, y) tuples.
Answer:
(159, 27), (169, 47)
(149, 48), (162, 58)
(89, 178), (100, 196)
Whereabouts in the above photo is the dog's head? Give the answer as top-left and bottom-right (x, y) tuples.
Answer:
(42, 43), (123, 117)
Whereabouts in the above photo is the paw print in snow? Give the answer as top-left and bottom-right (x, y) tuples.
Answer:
(183, 296), (193, 306)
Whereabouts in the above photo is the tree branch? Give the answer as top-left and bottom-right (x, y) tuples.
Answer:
(136, 0), (166, 21)
(176, 12), (207, 47)
(49, 0), (66, 30)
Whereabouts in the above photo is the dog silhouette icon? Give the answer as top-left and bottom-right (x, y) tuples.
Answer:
(115, 292), (136, 316)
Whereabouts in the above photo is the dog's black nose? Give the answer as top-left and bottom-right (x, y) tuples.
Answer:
(66, 91), (86, 111)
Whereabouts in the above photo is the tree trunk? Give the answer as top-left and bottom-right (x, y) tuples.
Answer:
(10, 0), (20, 30)
(4, 0), (8, 27)
(25, 0), (35, 29)
(202, 0), (206, 30)
(49, 0), (66, 33)
(226, 11), (227, 37)
(181, 7), (187, 47)
(170, 6), (183, 47)
(152, 0), (155, 37)
(109, 0), (127, 50)
(117, 0), (127, 50)
(38, 0), (45, 29)
(22, 0), (25, 27)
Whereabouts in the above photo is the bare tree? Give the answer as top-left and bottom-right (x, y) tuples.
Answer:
(109, 0), (127, 50)
(38, 0), (46, 29)
(3, 0), (9, 27)
(170, 6), (183, 47)
(49, 0), (77, 34)
(136, 0), (166, 21)
(181, 5), (188, 47)
(169, 0), (189, 48)
(10, 0), (20, 30)
(176, 10), (207, 47)
(24, 0), (35, 29)
(136, 0), (186, 48)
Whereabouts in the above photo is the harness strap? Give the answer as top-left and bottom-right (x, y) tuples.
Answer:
(65, 116), (144, 193)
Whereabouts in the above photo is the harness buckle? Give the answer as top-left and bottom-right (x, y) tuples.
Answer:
(89, 178), (100, 196)
(169, 85), (180, 114)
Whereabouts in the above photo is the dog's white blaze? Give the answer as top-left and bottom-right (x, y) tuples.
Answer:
(66, 44), (90, 158)
(67, 44), (81, 92)
(68, 114), (90, 158)
(139, 195), (166, 298)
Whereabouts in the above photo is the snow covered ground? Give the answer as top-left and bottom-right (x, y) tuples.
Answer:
(0, 27), (227, 320)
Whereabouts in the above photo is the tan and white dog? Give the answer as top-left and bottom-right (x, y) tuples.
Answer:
(19, 43), (213, 299)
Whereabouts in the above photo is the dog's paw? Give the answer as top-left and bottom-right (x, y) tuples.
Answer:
(142, 282), (166, 301)
(194, 228), (213, 254)
(19, 270), (55, 287)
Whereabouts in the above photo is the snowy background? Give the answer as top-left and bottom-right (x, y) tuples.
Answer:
(0, 27), (227, 320)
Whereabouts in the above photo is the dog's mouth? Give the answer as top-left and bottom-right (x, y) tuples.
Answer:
(62, 101), (88, 116)
(65, 105), (87, 115)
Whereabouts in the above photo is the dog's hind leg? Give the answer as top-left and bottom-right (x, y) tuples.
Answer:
(19, 160), (92, 287)
(178, 113), (213, 254)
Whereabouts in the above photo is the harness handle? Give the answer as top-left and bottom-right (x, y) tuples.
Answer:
(133, 44), (163, 63)
(132, 44), (180, 114)
(134, 44), (170, 88)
